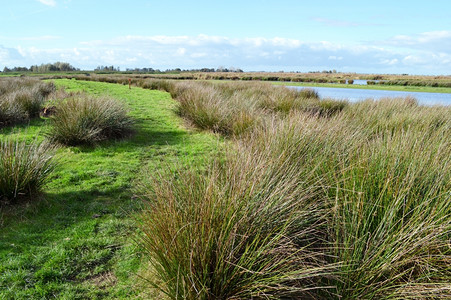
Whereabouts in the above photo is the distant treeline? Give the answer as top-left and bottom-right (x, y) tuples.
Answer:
(3, 62), (450, 88)
(101, 66), (244, 73)
(1, 63), (244, 74)
(2, 62), (79, 73)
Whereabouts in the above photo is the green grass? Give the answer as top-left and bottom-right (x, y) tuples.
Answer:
(273, 81), (451, 93)
(0, 79), (222, 299)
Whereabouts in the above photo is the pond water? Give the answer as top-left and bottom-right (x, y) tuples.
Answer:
(289, 86), (451, 106)
(350, 79), (379, 85)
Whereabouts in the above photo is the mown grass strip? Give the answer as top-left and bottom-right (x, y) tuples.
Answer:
(0, 79), (221, 299)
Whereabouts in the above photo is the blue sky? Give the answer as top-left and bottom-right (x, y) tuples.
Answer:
(1, 0), (450, 74)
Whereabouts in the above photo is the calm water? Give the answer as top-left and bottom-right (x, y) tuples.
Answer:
(289, 86), (451, 106)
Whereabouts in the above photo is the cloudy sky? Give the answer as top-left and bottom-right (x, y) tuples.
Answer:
(1, 0), (450, 74)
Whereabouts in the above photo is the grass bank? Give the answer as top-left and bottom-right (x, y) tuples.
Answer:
(0, 79), (221, 299)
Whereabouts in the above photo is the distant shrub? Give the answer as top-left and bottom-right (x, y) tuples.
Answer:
(47, 94), (134, 145)
(0, 138), (57, 205)
(347, 79), (354, 84)
(261, 76), (279, 81)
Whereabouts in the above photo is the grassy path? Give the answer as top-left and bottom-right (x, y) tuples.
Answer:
(0, 80), (221, 299)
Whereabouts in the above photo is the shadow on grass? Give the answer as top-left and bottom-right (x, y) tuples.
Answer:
(0, 118), (47, 134)
(0, 184), (138, 237)
(70, 111), (192, 155)
(74, 129), (189, 154)
(0, 186), (141, 297)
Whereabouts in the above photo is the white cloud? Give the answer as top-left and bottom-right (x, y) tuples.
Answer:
(191, 52), (207, 58)
(382, 31), (451, 52)
(380, 58), (398, 65)
(38, 0), (56, 6)
(2, 33), (451, 74)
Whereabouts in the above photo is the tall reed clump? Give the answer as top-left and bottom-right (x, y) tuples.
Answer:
(329, 130), (451, 299)
(0, 78), (55, 127)
(136, 137), (337, 299)
(257, 86), (318, 113)
(174, 81), (260, 136)
(325, 103), (451, 299)
(47, 94), (134, 146)
(240, 110), (451, 298)
(0, 138), (57, 205)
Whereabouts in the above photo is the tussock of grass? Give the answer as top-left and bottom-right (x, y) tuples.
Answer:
(251, 113), (451, 298)
(136, 146), (334, 299)
(47, 94), (134, 145)
(0, 77), (55, 127)
(174, 82), (261, 136)
(159, 80), (347, 137)
(0, 138), (57, 205)
(329, 130), (451, 298)
(137, 79), (176, 94)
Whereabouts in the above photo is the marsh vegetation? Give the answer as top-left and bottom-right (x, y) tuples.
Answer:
(1, 76), (450, 299)
(134, 79), (451, 299)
